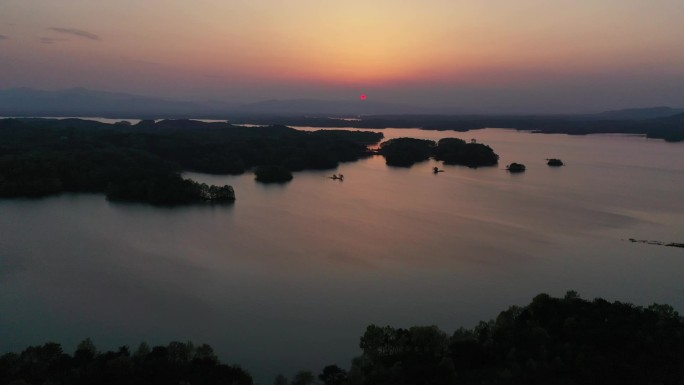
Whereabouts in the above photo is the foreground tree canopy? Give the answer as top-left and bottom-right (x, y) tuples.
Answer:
(379, 137), (499, 168)
(0, 118), (383, 205)
(0, 340), (252, 385)
(4, 292), (683, 385)
(347, 291), (684, 385)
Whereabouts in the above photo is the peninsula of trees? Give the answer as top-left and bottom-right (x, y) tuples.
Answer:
(0, 118), (383, 204)
(3, 292), (683, 385)
(0, 118), (505, 201)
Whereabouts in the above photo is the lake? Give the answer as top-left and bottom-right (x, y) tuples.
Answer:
(1, 127), (683, 384)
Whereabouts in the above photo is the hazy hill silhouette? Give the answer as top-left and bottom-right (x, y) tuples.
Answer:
(594, 106), (684, 120)
(1, 88), (683, 141)
(0, 87), (202, 117)
(0, 88), (442, 117)
(235, 98), (443, 116)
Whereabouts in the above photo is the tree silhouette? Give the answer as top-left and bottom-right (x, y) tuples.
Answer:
(319, 364), (348, 385)
(290, 370), (316, 385)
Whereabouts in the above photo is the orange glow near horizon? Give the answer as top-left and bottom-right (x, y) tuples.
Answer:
(2, 0), (684, 110)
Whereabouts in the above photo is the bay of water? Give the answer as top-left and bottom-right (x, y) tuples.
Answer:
(1, 127), (683, 383)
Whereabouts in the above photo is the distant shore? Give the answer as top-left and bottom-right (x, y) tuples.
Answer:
(3, 111), (682, 142)
(225, 113), (684, 142)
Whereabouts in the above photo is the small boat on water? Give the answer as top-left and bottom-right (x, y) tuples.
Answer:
(506, 163), (526, 173)
(547, 158), (564, 166)
(329, 174), (344, 180)
(433, 167), (444, 174)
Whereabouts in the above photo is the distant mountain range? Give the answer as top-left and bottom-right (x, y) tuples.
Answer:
(0, 87), (445, 118)
(0, 88), (205, 118)
(232, 98), (446, 115)
(593, 106), (684, 120)
(1, 87), (683, 119)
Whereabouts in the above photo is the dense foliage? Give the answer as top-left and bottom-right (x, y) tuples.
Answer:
(254, 165), (294, 183)
(0, 119), (383, 204)
(0, 340), (252, 385)
(506, 162), (526, 173)
(434, 138), (499, 167)
(378, 138), (436, 167)
(378, 137), (499, 168)
(345, 292), (684, 385)
(4, 293), (684, 385)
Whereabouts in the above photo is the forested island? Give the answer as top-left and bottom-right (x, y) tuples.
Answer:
(379, 137), (499, 167)
(0, 118), (506, 202)
(2, 292), (683, 385)
(506, 162), (526, 173)
(0, 118), (382, 204)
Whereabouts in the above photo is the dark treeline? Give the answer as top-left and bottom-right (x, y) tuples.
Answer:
(0, 339), (252, 385)
(338, 292), (684, 385)
(230, 113), (684, 142)
(288, 292), (684, 385)
(5, 293), (683, 384)
(0, 119), (383, 203)
(281, 292), (684, 385)
(379, 137), (499, 167)
(254, 165), (295, 183)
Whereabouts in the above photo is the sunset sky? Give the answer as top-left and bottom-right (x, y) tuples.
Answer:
(1, 0), (683, 112)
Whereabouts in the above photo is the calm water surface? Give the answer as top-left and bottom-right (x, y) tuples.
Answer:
(1, 128), (683, 383)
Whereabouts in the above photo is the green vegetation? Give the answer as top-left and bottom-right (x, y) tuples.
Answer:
(254, 165), (294, 183)
(345, 292), (684, 385)
(379, 138), (435, 167)
(506, 163), (526, 172)
(434, 138), (499, 167)
(231, 113), (684, 142)
(0, 340), (252, 385)
(5, 293), (682, 384)
(0, 118), (383, 204)
(379, 137), (499, 168)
